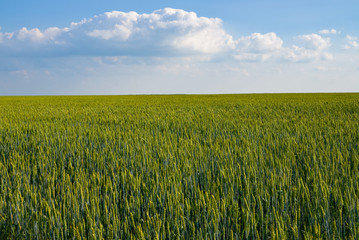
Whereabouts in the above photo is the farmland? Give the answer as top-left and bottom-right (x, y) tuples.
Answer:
(0, 93), (359, 239)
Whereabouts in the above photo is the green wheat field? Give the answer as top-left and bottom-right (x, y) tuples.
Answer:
(0, 93), (358, 239)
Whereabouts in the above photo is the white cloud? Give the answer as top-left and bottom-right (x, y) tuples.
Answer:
(280, 45), (333, 62)
(297, 34), (330, 50)
(237, 32), (283, 53)
(234, 32), (332, 62)
(171, 24), (235, 54)
(84, 8), (235, 54)
(0, 8), (336, 64)
(234, 32), (283, 62)
(17, 27), (43, 41)
(319, 29), (337, 35)
(87, 24), (132, 41)
(276, 34), (332, 62)
(345, 35), (359, 50)
(0, 8), (236, 57)
(16, 27), (68, 43)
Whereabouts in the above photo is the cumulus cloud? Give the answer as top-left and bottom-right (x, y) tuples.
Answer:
(296, 34), (330, 50)
(234, 32), (282, 62)
(237, 32), (283, 52)
(0, 8), (235, 57)
(82, 8), (235, 54)
(319, 29), (337, 35)
(0, 8), (335, 63)
(16, 27), (68, 43)
(280, 45), (333, 62)
(345, 35), (359, 50)
(234, 32), (331, 62)
(271, 34), (333, 62)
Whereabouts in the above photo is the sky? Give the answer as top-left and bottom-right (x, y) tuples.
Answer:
(0, 0), (358, 95)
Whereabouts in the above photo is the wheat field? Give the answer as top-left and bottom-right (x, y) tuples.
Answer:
(0, 93), (358, 239)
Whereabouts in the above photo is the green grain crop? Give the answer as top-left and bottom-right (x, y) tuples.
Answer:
(0, 93), (358, 239)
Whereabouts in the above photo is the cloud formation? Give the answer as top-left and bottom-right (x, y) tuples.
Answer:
(345, 35), (359, 50)
(16, 27), (67, 42)
(0, 8), (235, 57)
(319, 29), (337, 35)
(237, 32), (283, 53)
(280, 45), (333, 62)
(234, 33), (332, 62)
(0, 8), (334, 62)
(297, 34), (330, 50)
(234, 32), (282, 62)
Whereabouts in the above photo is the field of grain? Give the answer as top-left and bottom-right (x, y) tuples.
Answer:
(0, 94), (358, 239)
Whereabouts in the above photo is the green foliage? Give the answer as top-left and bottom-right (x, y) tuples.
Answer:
(0, 93), (358, 239)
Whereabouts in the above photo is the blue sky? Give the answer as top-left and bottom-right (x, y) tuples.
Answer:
(0, 0), (358, 95)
